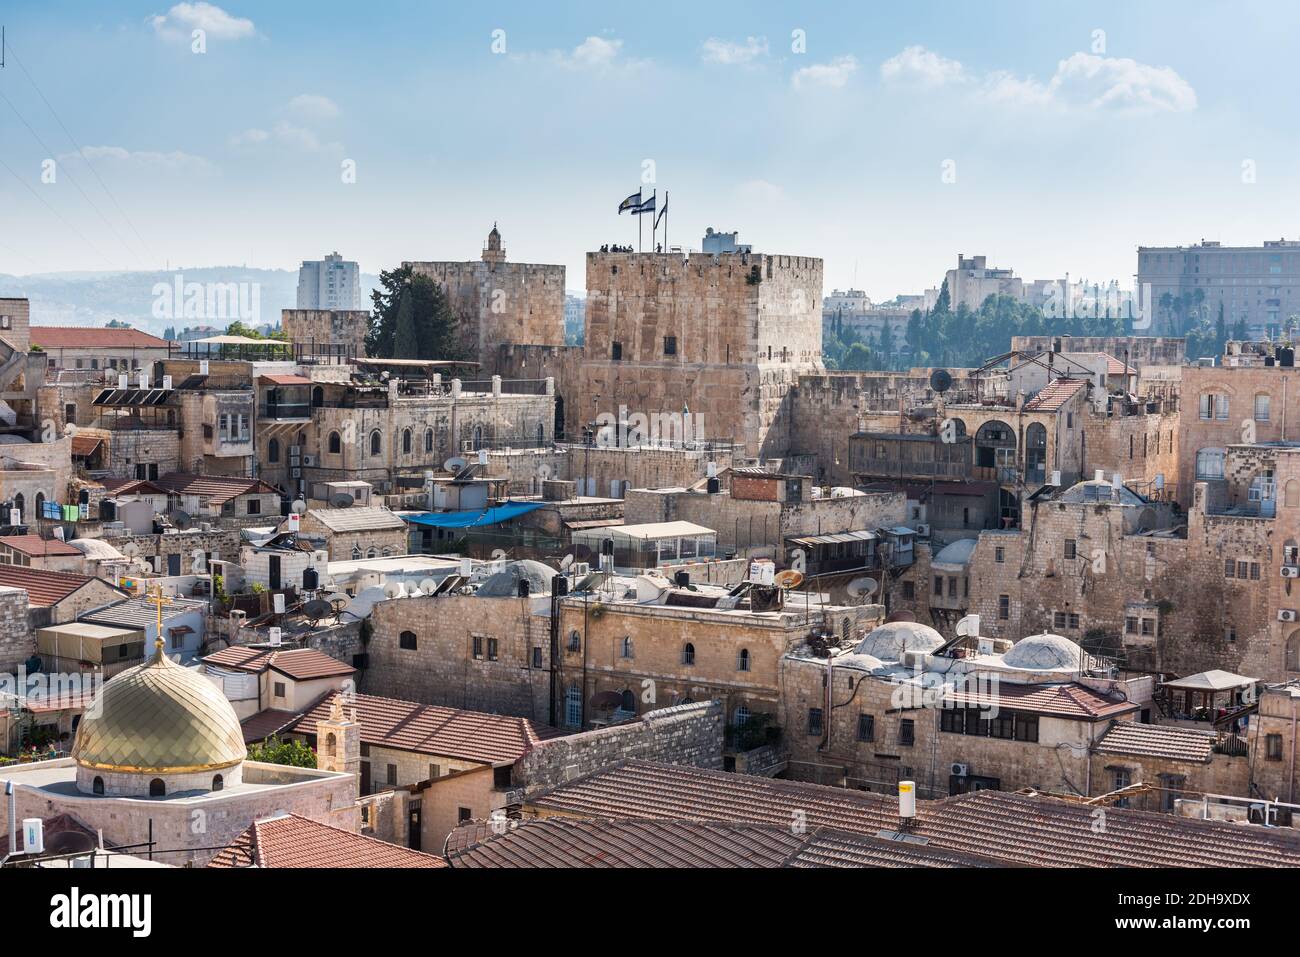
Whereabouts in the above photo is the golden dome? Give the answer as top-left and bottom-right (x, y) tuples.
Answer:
(73, 641), (247, 774)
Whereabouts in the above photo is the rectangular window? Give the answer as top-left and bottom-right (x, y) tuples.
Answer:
(1267, 734), (1284, 761)
(901, 581), (915, 600)
(1064, 539), (1076, 560)
(998, 594), (1009, 620)
(386, 764), (397, 785)
(1256, 394), (1271, 421)
(899, 719), (915, 747)
(807, 708), (824, 736)
(1216, 395), (1229, 420)
(1141, 618), (1155, 636)
(934, 576), (943, 596)
(1225, 558), (1236, 579)
(472, 635), (484, 659)
(532, 646), (543, 669)
(487, 637), (499, 661)
(663, 335), (677, 356)
(246, 498), (261, 515)
(1125, 616), (1139, 634)
(994, 547), (1004, 563)
(458, 807), (472, 823)
(273, 681), (286, 698)
(856, 714), (875, 742)
(1014, 714), (1039, 743)
(429, 764), (440, 779)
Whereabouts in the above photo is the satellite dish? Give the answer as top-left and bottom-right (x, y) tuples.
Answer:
(167, 509), (191, 530)
(845, 576), (878, 599)
(291, 498), (308, 515)
(302, 598), (334, 623)
(418, 578), (438, 594)
(330, 493), (355, 508)
(444, 456), (467, 474)
(120, 542), (141, 558)
(774, 569), (804, 590)
(567, 543), (594, 564)
(383, 581), (406, 600)
(929, 369), (953, 394)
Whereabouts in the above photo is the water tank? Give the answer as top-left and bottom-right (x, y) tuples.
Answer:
(302, 566), (319, 590)
(674, 570), (691, 588)
(1280, 347), (1295, 367)
(706, 477), (721, 494)
(552, 575), (569, 597)
(517, 578), (531, 598)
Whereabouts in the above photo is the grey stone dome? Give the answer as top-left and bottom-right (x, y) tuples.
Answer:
(855, 621), (945, 662)
(1001, 632), (1084, 671)
(476, 560), (556, 597)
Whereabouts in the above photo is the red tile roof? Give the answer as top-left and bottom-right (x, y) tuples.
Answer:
(0, 534), (82, 557)
(155, 472), (279, 504)
(1023, 377), (1087, 412)
(0, 565), (107, 606)
(1094, 722), (1218, 763)
(202, 646), (355, 681)
(290, 693), (566, 765)
(527, 761), (1300, 867)
(942, 681), (1140, 720)
(207, 814), (446, 868)
(239, 708), (304, 744)
(1098, 352), (1136, 377)
(30, 326), (170, 349)
(445, 818), (1004, 868)
(259, 373), (313, 386)
(100, 478), (169, 496)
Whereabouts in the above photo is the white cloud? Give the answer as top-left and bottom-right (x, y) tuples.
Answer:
(570, 36), (622, 69)
(702, 36), (769, 66)
(230, 122), (339, 153)
(286, 94), (340, 121)
(880, 45), (1196, 113)
(58, 145), (215, 173)
(880, 45), (965, 87)
(792, 55), (858, 90)
(149, 3), (255, 41)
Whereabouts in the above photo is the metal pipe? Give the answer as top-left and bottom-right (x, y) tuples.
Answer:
(6, 780), (14, 858)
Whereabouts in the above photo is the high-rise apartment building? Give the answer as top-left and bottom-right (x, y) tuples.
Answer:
(297, 252), (363, 310)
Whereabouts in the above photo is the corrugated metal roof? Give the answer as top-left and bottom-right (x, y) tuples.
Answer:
(305, 506), (406, 533)
(0, 566), (105, 606)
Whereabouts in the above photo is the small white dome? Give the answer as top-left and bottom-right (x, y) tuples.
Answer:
(855, 621), (945, 662)
(1001, 632), (1084, 671)
(932, 538), (978, 568)
(831, 652), (886, 674)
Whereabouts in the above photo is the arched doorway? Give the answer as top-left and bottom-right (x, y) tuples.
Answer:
(311, 385), (324, 408)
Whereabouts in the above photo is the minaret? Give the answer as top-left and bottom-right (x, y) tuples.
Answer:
(316, 693), (361, 792)
(482, 223), (506, 264)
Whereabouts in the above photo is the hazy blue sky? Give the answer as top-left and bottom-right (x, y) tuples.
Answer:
(1, 1), (1297, 299)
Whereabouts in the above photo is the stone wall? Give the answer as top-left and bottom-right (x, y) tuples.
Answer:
(282, 308), (368, 354)
(0, 587), (33, 673)
(514, 700), (724, 794)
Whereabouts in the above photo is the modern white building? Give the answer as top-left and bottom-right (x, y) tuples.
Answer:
(297, 252), (363, 310)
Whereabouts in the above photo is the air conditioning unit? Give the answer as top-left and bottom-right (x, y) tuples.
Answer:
(571, 562), (591, 577)
(950, 763), (969, 777)
(291, 468), (302, 479)
(1282, 566), (1300, 579)
(301, 455), (316, 467)
(914, 523), (931, 538)
(1279, 609), (1298, 623)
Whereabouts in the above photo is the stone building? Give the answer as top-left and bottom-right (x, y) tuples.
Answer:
(299, 505), (408, 560)
(281, 308), (367, 357)
(406, 226), (567, 365)
(0, 641), (358, 865)
(779, 623), (1156, 799)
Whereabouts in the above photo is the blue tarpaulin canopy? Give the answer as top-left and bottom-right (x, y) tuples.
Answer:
(402, 501), (545, 529)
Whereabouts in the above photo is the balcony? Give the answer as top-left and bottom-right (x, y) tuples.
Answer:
(259, 402), (312, 422)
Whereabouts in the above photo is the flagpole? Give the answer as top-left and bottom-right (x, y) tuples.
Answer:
(664, 190), (668, 252)
(639, 192), (643, 253)
(650, 189), (657, 252)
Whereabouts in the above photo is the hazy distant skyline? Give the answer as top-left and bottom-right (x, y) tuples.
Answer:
(2, 1), (1299, 301)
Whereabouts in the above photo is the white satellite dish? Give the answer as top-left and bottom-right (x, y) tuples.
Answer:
(418, 578), (439, 594)
(956, 614), (981, 638)
(383, 581), (406, 600)
(120, 542), (141, 558)
(291, 498), (307, 515)
(845, 576), (878, 599)
(444, 456), (467, 473)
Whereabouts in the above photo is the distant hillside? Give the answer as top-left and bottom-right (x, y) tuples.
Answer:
(0, 267), (381, 335)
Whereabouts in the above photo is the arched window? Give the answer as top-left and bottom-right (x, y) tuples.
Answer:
(212, 774), (224, 792)
(34, 492), (45, 517)
(567, 629), (581, 652)
(737, 648), (751, 672)
(92, 776), (104, 795)
(402, 428), (412, 454)
(682, 642), (695, 665)
(370, 430), (382, 456)
(367, 546), (378, 558)
(424, 428), (433, 453)
(311, 385), (324, 408)
(1195, 448), (1226, 480)
(620, 689), (636, 712)
(621, 636), (634, 659)
(149, 778), (165, 797)
(352, 544), (362, 560)
(12, 493), (23, 521)
(268, 438), (280, 464)
(399, 630), (418, 650)
(328, 431), (342, 454)
(564, 685), (582, 726)
(473, 425), (483, 451)
(325, 732), (337, 761)
(536, 423), (545, 446)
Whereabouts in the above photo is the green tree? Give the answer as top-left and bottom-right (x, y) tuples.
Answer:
(247, 735), (318, 768)
(367, 264), (466, 360)
(393, 287), (419, 359)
